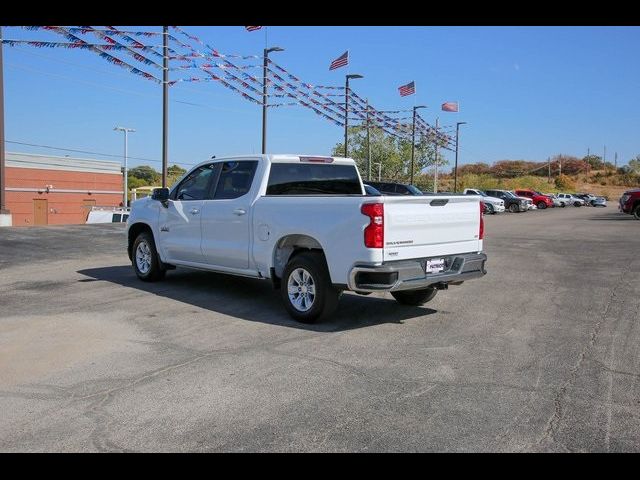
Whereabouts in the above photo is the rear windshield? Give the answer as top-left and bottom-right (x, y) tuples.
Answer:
(266, 163), (362, 195)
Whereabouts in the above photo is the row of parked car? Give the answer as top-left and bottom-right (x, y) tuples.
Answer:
(363, 181), (608, 215)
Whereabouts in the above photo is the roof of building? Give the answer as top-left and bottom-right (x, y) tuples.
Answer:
(6, 152), (122, 175)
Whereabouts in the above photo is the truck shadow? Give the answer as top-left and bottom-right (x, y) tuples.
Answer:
(77, 266), (437, 332)
(586, 214), (635, 221)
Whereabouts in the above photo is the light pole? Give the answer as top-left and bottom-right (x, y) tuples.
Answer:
(344, 74), (363, 157)
(410, 105), (427, 185)
(374, 162), (382, 181)
(114, 127), (135, 207)
(0, 26), (9, 224)
(162, 26), (168, 189)
(262, 46), (284, 154)
(433, 117), (439, 193)
(453, 121), (467, 192)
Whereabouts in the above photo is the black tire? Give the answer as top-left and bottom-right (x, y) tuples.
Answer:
(132, 231), (166, 282)
(537, 201), (547, 209)
(560, 202), (566, 208)
(485, 203), (495, 215)
(634, 206), (640, 220)
(574, 201), (581, 207)
(281, 251), (341, 323)
(509, 203), (519, 213)
(391, 287), (438, 306)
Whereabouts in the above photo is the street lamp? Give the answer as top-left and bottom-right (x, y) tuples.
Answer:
(410, 105), (427, 185)
(114, 126), (135, 207)
(453, 121), (467, 192)
(344, 74), (363, 157)
(262, 46), (284, 154)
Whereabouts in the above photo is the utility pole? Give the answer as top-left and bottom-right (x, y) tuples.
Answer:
(559, 158), (562, 177)
(366, 99), (371, 181)
(162, 26), (168, 188)
(344, 74), (363, 157)
(615, 151), (617, 171)
(454, 121), (467, 192)
(0, 26), (10, 225)
(262, 46), (284, 154)
(586, 147), (590, 180)
(603, 145), (606, 172)
(547, 156), (551, 184)
(433, 117), (439, 193)
(114, 127), (135, 207)
(410, 105), (427, 185)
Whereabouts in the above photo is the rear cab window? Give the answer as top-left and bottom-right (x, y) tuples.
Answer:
(266, 163), (362, 195)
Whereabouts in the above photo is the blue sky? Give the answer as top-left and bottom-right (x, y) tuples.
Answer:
(3, 25), (640, 171)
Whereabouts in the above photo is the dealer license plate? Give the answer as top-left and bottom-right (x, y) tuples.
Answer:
(425, 258), (445, 274)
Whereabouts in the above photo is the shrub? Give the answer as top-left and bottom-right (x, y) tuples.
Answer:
(555, 174), (576, 191)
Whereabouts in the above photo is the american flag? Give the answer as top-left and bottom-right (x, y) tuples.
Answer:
(442, 102), (459, 112)
(245, 26), (262, 31)
(329, 51), (349, 70)
(398, 81), (415, 97)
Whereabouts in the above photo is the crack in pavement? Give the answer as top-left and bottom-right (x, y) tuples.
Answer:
(535, 260), (633, 449)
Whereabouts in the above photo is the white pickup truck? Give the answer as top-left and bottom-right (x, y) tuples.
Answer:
(126, 154), (487, 323)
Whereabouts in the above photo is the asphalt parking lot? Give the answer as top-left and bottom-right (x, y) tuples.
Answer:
(0, 206), (639, 452)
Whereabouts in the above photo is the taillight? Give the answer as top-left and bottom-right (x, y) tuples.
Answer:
(361, 203), (384, 248)
(479, 201), (484, 240)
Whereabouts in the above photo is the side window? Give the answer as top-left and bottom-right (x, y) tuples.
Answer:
(112, 213), (122, 222)
(174, 164), (217, 201)
(213, 161), (258, 200)
(396, 185), (409, 195)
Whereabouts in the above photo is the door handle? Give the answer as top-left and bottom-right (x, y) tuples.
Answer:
(233, 208), (247, 216)
(190, 208), (200, 215)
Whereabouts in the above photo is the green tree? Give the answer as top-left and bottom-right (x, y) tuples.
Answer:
(628, 155), (640, 174)
(331, 126), (446, 184)
(583, 154), (604, 170)
(128, 165), (160, 184)
(167, 164), (187, 187)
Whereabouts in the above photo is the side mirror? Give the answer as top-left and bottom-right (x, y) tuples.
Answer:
(151, 188), (170, 203)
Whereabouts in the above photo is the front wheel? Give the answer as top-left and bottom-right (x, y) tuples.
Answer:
(574, 201), (582, 207)
(509, 203), (519, 213)
(634, 206), (640, 220)
(132, 231), (166, 281)
(537, 201), (547, 209)
(560, 202), (566, 208)
(485, 203), (495, 215)
(391, 287), (438, 306)
(281, 251), (341, 323)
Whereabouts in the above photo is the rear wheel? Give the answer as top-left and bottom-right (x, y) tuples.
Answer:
(509, 203), (519, 213)
(634, 206), (640, 220)
(485, 203), (495, 215)
(560, 202), (566, 208)
(391, 287), (438, 306)
(281, 251), (341, 323)
(574, 201), (582, 207)
(537, 201), (547, 209)
(132, 231), (166, 282)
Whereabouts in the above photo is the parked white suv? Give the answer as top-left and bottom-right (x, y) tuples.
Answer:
(462, 189), (505, 214)
(126, 154), (488, 323)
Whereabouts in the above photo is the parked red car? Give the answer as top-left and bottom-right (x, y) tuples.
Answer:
(514, 189), (554, 209)
(619, 189), (640, 219)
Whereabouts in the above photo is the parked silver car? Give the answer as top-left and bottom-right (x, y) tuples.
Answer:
(544, 193), (564, 207)
(556, 193), (585, 207)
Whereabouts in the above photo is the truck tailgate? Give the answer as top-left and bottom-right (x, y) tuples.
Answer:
(383, 195), (482, 261)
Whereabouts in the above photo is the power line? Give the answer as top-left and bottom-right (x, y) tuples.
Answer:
(6, 140), (197, 167)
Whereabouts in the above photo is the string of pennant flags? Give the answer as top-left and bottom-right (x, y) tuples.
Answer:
(2, 25), (458, 149)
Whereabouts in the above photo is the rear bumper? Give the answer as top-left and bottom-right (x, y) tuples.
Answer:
(348, 252), (487, 293)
